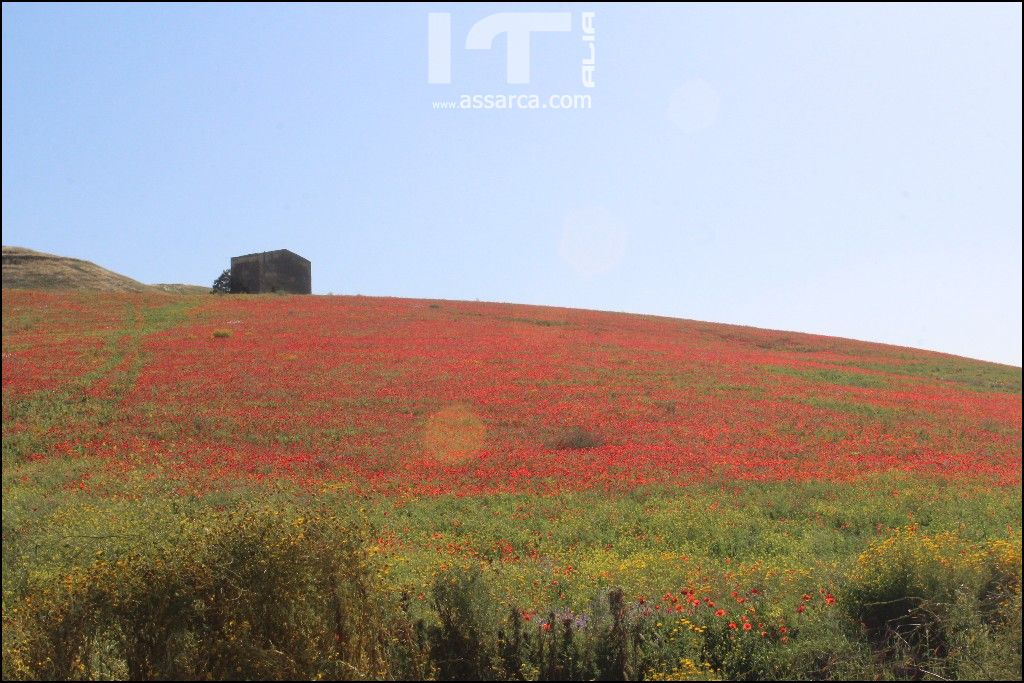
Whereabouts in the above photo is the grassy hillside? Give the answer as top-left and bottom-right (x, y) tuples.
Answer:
(1, 246), (206, 294)
(2, 290), (1021, 680)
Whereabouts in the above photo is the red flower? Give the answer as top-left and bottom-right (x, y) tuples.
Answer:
(743, 622), (752, 631)
(715, 609), (726, 617)
(796, 604), (806, 614)
(729, 622), (738, 630)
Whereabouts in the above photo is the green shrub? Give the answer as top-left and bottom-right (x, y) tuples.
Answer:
(211, 269), (231, 294)
(3, 507), (405, 681)
(428, 566), (500, 680)
(846, 526), (1022, 679)
(546, 426), (603, 451)
(5, 518), (1020, 681)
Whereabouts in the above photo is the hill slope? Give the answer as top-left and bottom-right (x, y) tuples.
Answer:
(1, 246), (205, 293)
(2, 290), (1021, 681)
(2, 290), (1019, 493)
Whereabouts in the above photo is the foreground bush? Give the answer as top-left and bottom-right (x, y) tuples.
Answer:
(2, 507), (420, 680)
(3, 521), (1020, 681)
(846, 525), (1022, 680)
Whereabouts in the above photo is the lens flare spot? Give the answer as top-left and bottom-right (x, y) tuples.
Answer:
(423, 404), (486, 463)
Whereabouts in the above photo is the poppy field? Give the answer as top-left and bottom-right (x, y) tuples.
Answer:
(2, 290), (1021, 680)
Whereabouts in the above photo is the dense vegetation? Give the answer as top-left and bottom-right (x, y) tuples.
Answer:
(3, 291), (1020, 680)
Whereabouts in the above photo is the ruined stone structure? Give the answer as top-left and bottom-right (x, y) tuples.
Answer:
(230, 249), (311, 294)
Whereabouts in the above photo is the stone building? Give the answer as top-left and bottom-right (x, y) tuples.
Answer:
(230, 249), (311, 294)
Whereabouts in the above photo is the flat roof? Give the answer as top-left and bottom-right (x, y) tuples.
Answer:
(231, 249), (311, 265)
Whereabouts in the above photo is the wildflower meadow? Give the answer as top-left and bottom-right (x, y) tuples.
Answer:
(2, 290), (1020, 680)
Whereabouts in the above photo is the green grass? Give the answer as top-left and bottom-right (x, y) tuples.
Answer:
(839, 358), (1022, 394)
(3, 486), (1019, 681)
(798, 397), (901, 421)
(766, 365), (889, 389)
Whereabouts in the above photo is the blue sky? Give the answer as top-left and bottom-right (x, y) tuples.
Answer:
(3, 3), (1021, 365)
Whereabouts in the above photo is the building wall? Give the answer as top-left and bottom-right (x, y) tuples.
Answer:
(229, 255), (263, 294)
(230, 250), (311, 294)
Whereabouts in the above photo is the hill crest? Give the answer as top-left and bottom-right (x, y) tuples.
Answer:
(1, 246), (206, 294)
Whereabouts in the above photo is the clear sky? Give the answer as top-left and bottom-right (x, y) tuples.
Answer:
(3, 3), (1021, 366)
